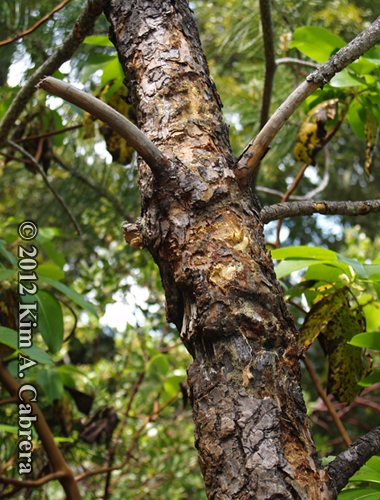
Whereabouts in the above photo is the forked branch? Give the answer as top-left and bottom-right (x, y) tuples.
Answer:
(237, 15), (380, 180)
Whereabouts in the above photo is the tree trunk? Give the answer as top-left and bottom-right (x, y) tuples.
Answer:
(102, 1), (332, 498)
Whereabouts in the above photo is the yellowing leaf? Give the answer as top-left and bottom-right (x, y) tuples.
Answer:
(300, 289), (371, 403)
(294, 99), (338, 165)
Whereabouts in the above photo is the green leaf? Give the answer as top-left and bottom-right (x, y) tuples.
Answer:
(101, 57), (124, 87)
(349, 472), (380, 485)
(83, 36), (114, 47)
(146, 354), (170, 376)
(275, 259), (333, 279)
(39, 276), (98, 318)
(57, 364), (90, 381)
(0, 240), (17, 266)
(337, 255), (367, 278)
(374, 283), (380, 302)
(362, 302), (380, 332)
(81, 55), (116, 83)
(22, 291), (64, 354)
(350, 57), (378, 75)
(349, 332), (380, 351)
(363, 46), (380, 64)
(37, 368), (64, 402)
(0, 326), (54, 364)
(367, 457), (380, 475)
(38, 264), (65, 281)
(330, 70), (367, 88)
(40, 240), (65, 268)
(289, 27), (345, 63)
(0, 269), (16, 282)
(0, 424), (18, 434)
(164, 375), (184, 397)
(305, 263), (351, 285)
(36, 227), (60, 241)
(347, 100), (367, 140)
(338, 489), (380, 500)
(271, 246), (337, 261)
(358, 371), (380, 387)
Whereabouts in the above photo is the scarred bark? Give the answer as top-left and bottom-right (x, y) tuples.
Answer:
(102, 1), (332, 498)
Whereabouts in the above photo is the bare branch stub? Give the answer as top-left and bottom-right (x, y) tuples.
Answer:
(37, 77), (168, 178)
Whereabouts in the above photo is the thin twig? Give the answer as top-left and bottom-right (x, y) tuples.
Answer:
(276, 58), (319, 69)
(0, 486), (23, 499)
(104, 371), (145, 499)
(0, 0), (103, 148)
(256, 147), (331, 201)
(37, 77), (168, 177)
(251, 0), (277, 190)
(0, 0), (72, 47)
(0, 454), (17, 475)
(52, 154), (131, 221)
(0, 472), (67, 488)
(6, 140), (82, 234)
(274, 162), (309, 247)
(259, 0), (276, 131)
(14, 124), (83, 144)
(303, 356), (351, 447)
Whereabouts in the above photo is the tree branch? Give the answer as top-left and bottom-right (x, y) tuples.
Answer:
(0, 472), (67, 488)
(0, 0), (103, 149)
(259, 0), (276, 131)
(260, 199), (380, 224)
(0, 361), (81, 500)
(326, 427), (380, 496)
(250, 0), (276, 190)
(237, 15), (380, 181)
(0, 0), (72, 47)
(14, 123), (83, 144)
(275, 58), (319, 68)
(307, 16), (380, 85)
(5, 140), (82, 234)
(257, 145), (331, 201)
(303, 357), (351, 447)
(37, 77), (169, 177)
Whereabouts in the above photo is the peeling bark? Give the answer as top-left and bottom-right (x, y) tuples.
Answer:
(103, 1), (333, 498)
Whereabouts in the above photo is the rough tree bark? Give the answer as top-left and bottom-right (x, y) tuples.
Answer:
(101, 1), (375, 499)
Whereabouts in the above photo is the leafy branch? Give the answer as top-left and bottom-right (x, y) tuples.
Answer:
(236, 15), (380, 181)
